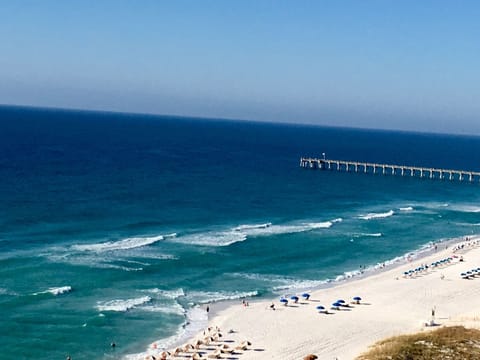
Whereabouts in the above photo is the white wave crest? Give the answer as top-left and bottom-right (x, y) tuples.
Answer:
(399, 206), (414, 211)
(96, 296), (151, 312)
(174, 231), (247, 247)
(174, 219), (339, 247)
(231, 272), (327, 292)
(305, 221), (334, 229)
(234, 223), (272, 231)
(72, 233), (176, 252)
(143, 288), (185, 299)
(272, 279), (328, 292)
(449, 205), (480, 213)
(359, 210), (394, 220)
(34, 286), (72, 296)
(185, 290), (258, 304)
(142, 302), (186, 316)
(355, 233), (383, 238)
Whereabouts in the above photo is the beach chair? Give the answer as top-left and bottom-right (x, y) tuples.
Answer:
(207, 349), (222, 359)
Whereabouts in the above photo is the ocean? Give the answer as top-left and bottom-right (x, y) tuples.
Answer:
(1, 105), (480, 359)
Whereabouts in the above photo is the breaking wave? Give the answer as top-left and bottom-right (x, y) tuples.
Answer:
(354, 233), (383, 238)
(448, 205), (480, 213)
(143, 288), (186, 299)
(172, 219), (341, 247)
(141, 302), (186, 316)
(71, 233), (176, 252)
(33, 286), (72, 296)
(183, 290), (258, 304)
(96, 296), (152, 312)
(358, 210), (394, 220)
(231, 272), (327, 292)
(233, 223), (272, 231)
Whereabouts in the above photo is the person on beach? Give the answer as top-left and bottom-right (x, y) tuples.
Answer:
(270, 303), (275, 310)
(206, 306), (209, 313)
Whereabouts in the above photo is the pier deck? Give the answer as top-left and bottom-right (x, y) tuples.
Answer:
(300, 157), (480, 182)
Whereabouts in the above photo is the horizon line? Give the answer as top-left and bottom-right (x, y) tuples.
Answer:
(0, 102), (476, 139)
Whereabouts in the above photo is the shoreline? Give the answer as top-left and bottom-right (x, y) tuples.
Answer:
(131, 234), (480, 359)
(202, 233), (467, 318)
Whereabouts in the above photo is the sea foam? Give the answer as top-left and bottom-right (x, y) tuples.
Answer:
(33, 286), (72, 296)
(354, 233), (383, 238)
(232, 272), (327, 292)
(172, 219), (340, 247)
(359, 210), (394, 220)
(143, 288), (185, 299)
(96, 296), (152, 312)
(142, 302), (186, 316)
(125, 306), (208, 359)
(184, 290), (259, 304)
(72, 233), (176, 252)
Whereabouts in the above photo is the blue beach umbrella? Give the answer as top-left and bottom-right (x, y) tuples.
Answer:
(353, 296), (361, 301)
(280, 298), (288, 303)
(336, 299), (345, 304)
(316, 305), (325, 311)
(290, 295), (299, 301)
(302, 293), (310, 299)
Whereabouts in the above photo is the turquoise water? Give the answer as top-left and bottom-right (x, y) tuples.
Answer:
(1, 106), (480, 359)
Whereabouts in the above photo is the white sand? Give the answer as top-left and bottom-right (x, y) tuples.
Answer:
(178, 238), (480, 360)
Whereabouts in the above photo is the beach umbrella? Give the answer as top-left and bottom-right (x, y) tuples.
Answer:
(302, 293), (311, 299)
(316, 305), (325, 310)
(332, 302), (341, 309)
(290, 295), (299, 302)
(353, 296), (361, 301)
(336, 299), (345, 304)
(280, 298), (288, 304)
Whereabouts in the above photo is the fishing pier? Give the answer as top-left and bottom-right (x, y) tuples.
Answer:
(300, 157), (480, 182)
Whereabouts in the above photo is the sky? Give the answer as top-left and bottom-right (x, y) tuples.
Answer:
(1, 1), (479, 134)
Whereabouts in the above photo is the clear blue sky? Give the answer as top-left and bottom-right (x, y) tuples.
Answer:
(1, 1), (479, 134)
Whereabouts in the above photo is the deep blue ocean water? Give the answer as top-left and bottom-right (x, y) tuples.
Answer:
(2, 105), (480, 359)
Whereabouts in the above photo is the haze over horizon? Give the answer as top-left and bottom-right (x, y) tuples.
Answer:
(1, 1), (479, 135)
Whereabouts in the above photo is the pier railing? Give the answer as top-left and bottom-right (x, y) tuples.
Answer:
(300, 157), (480, 182)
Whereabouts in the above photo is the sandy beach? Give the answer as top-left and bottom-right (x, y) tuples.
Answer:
(151, 236), (480, 360)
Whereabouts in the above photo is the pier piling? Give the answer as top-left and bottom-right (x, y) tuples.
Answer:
(300, 157), (480, 183)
